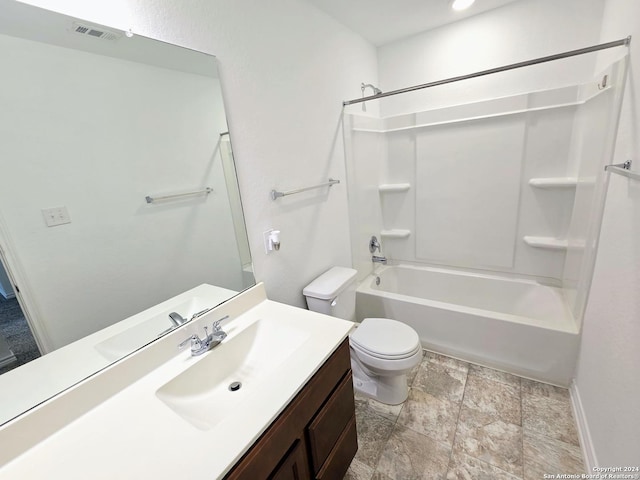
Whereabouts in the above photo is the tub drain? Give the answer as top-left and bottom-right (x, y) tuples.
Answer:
(375, 276), (381, 286)
(228, 381), (242, 392)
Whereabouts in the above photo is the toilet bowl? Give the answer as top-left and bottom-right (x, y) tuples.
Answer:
(349, 318), (422, 404)
(303, 267), (422, 405)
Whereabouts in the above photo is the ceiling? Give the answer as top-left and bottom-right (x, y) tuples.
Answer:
(306, 0), (523, 46)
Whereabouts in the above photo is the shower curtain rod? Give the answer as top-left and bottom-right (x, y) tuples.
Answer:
(343, 36), (631, 106)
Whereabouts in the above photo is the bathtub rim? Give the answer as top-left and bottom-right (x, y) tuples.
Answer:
(358, 264), (578, 334)
(370, 262), (564, 288)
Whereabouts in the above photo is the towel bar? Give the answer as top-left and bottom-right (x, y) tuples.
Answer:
(271, 178), (340, 200)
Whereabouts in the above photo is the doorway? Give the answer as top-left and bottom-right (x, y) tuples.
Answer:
(0, 260), (40, 375)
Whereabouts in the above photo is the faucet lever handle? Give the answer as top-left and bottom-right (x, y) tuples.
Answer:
(178, 334), (199, 349)
(212, 315), (229, 332)
(369, 235), (381, 253)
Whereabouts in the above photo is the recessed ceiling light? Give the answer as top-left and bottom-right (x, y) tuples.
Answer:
(452, 0), (476, 11)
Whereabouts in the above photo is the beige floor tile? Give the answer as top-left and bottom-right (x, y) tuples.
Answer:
(523, 431), (584, 480)
(348, 352), (586, 480)
(521, 378), (570, 401)
(375, 424), (451, 480)
(447, 450), (523, 480)
(355, 390), (369, 414)
(453, 406), (523, 476)
(345, 457), (374, 480)
(355, 391), (404, 423)
(397, 388), (460, 444)
(468, 364), (521, 389)
(354, 402), (396, 469)
(412, 359), (468, 403)
(522, 393), (579, 446)
(425, 351), (470, 372)
(370, 473), (394, 480)
(462, 374), (521, 426)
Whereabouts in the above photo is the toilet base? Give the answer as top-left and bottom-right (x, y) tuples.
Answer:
(350, 356), (409, 405)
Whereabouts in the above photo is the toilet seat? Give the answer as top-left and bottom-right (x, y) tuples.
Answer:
(349, 318), (421, 360)
(351, 341), (422, 361)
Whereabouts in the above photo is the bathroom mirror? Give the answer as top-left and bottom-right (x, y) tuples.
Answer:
(0, 1), (254, 425)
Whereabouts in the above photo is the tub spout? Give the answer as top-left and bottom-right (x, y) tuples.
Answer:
(372, 255), (387, 264)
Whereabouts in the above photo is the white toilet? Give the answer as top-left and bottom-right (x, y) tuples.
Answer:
(303, 266), (422, 405)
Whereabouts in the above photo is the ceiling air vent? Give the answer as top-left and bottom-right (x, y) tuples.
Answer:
(72, 22), (121, 41)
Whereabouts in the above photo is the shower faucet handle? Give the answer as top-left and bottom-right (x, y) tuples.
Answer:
(369, 235), (381, 253)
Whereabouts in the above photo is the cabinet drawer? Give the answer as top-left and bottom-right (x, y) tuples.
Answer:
(307, 373), (355, 473)
(315, 415), (357, 480)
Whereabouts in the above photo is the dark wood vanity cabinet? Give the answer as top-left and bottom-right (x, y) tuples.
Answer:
(224, 338), (357, 480)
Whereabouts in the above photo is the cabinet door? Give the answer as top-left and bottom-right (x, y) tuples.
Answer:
(269, 439), (311, 480)
(307, 373), (355, 473)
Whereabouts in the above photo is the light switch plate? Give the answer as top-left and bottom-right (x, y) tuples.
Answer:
(42, 206), (71, 227)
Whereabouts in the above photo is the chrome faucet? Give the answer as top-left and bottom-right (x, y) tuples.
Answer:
(178, 315), (229, 356)
(169, 312), (187, 327)
(158, 307), (220, 338)
(370, 236), (387, 264)
(372, 255), (387, 264)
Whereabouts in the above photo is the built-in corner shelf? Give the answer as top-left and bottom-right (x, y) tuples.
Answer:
(378, 183), (411, 193)
(528, 177), (578, 189)
(523, 236), (586, 250)
(523, 236), (568, 250)
(380, 229), (411, 239)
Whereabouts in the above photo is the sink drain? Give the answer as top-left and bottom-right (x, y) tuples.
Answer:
(228, 381), (242, 392)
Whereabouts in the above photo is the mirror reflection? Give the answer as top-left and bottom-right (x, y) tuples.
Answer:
(0, 1), (254, 425)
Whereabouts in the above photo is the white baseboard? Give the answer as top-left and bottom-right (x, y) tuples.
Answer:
(570, 380), (598, 471)
(0, 287), (15, 299)
(0, 352), (17, 369)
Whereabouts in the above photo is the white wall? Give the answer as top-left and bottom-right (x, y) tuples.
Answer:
(18, 0), (378, 309)
(0, 0), (378, 434)
(572, 0), (640, 467)
(377, 0), (605, 117)
(0, 32), (243, 349)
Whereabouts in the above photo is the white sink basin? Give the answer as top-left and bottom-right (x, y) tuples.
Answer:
(156, 317), (311, 430)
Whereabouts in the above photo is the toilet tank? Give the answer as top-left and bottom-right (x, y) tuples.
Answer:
(303, 267), (358, 320)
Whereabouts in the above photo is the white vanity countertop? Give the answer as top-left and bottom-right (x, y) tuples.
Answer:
(0, 283), (238, 426)
(0, 284), (353, 480)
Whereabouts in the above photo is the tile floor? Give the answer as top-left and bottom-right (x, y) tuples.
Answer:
(345, 350), (584, 480)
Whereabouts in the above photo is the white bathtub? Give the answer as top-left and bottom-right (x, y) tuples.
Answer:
(356, 265), (580, 386)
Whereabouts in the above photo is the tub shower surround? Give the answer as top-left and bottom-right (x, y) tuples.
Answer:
(344, 58), (627, 385)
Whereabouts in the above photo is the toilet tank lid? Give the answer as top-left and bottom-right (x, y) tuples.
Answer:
(303, 266), (358, 300)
